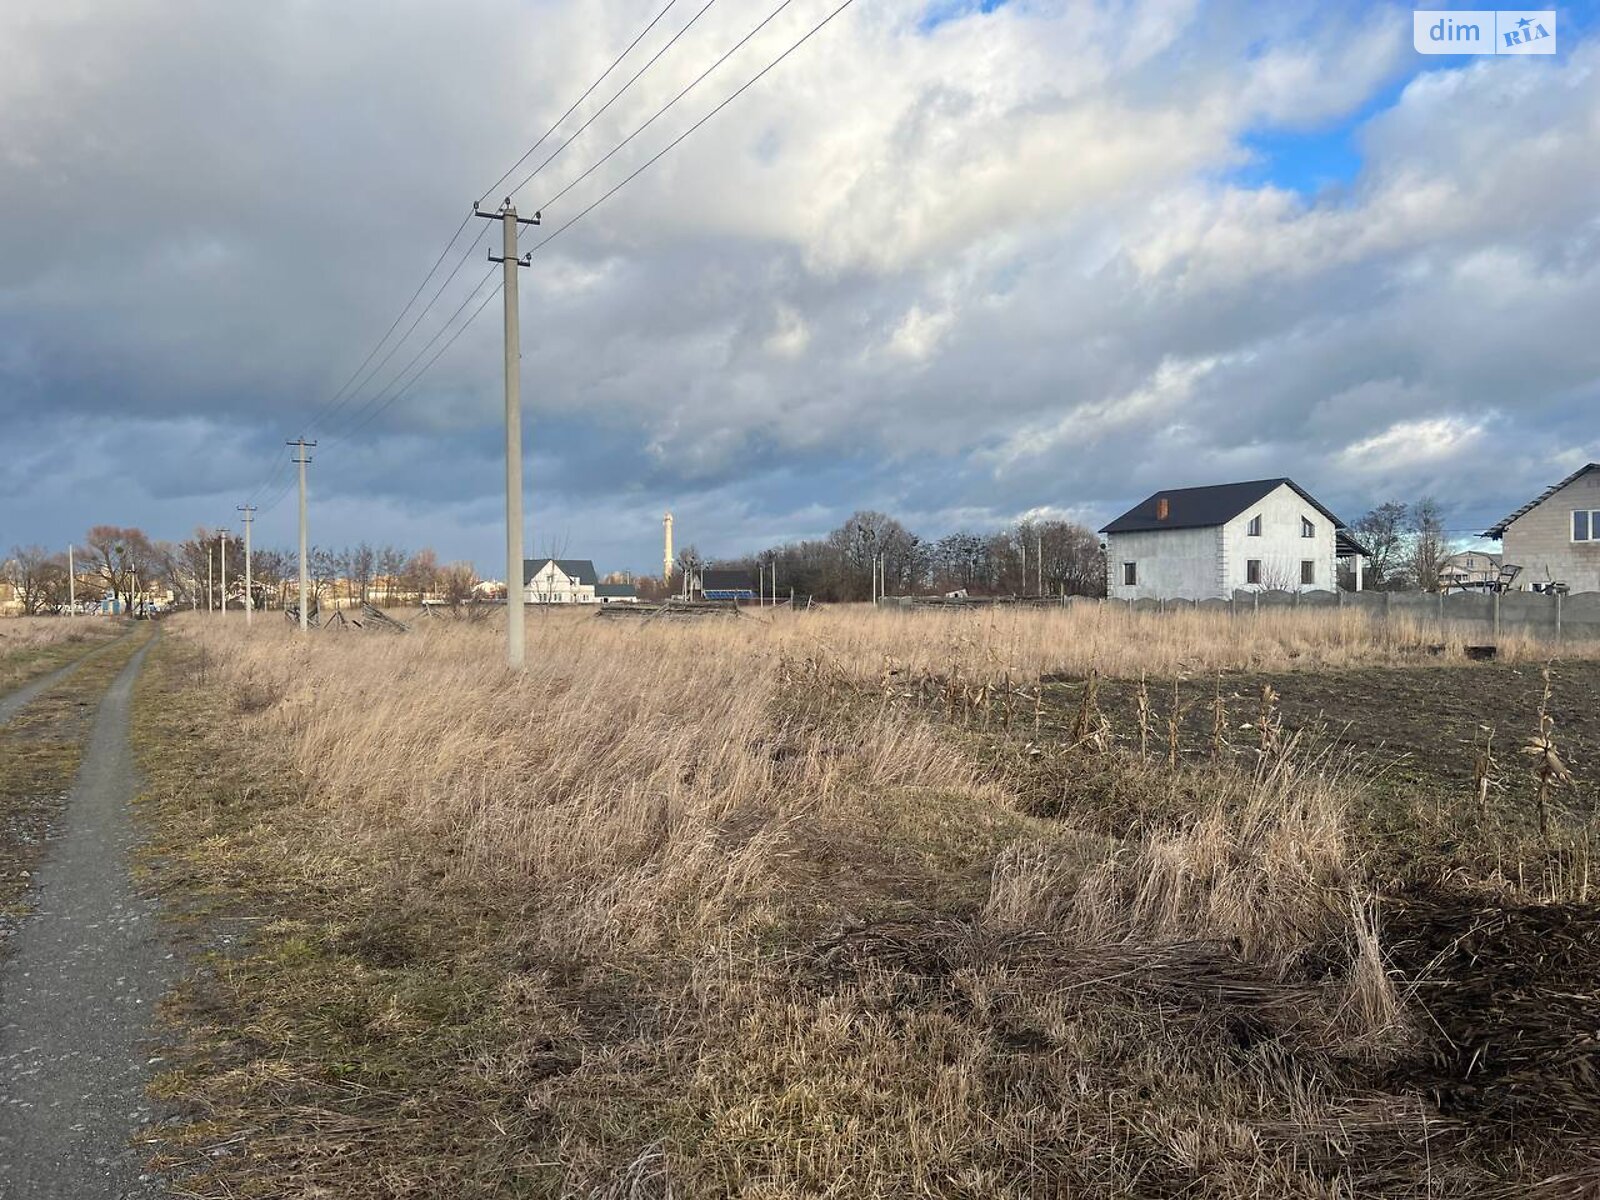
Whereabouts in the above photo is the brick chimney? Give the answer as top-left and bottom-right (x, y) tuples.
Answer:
(1155, 497), (1170, 521)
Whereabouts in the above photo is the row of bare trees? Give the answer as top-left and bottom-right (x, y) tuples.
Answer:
(656, 511), (1108, 603)
(5, 529), (480, 614)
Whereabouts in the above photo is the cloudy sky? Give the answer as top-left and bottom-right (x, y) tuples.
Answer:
(3, 0), (1598, 576)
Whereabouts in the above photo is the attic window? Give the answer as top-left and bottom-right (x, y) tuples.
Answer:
(1575, 511), (1599, 542)
(1301, 517), (1315, 538)
(1247, 515), (1262, 537)
(1155, 497), (1170, 521)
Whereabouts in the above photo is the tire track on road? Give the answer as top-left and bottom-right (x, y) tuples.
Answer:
(0, 630), (172, 1198)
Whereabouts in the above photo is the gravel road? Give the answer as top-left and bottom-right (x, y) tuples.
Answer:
(0, 632), (172, 1197)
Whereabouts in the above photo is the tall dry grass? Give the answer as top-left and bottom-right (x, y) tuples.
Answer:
(0, 614), (122, 652)
(723, 602), (1572, 690)
(161, 607), (1476, 1195)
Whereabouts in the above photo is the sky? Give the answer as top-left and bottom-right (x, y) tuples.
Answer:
(2, 0), (1598, 578)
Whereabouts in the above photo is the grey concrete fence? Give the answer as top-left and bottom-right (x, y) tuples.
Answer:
(1093, 589), (1600, 644)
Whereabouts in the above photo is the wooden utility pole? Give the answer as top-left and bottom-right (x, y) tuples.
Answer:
(217, 528), (229, 615)
(67, 544), (75, 616)
(475, 198), (540, 670)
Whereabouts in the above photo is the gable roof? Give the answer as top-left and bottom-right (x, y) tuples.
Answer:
(1481, 463), (1600, 539)
(523, 558), (598, 587)
(594, 582), (637, 598)
(1100, 478), (1345, 535)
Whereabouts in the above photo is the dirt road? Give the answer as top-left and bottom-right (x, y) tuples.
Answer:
(0, 632), (171, 1197)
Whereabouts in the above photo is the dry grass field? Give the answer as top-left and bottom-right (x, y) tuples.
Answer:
(0, 614), (127, 694)
(132, 605), (1600, 1198)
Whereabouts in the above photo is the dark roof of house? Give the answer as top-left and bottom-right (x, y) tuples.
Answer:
(701, 568), (757, 593)
(1100, 478), (1346, 535)
(594, 582), (637, 598)
(523, 558), (598, 587)
(1482, 463), (1600, 539)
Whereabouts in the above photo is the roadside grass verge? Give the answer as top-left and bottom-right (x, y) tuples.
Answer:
(0, 617), (127, 696)
(0, 625), (151, 959)
(129, 612), (1591, 1197)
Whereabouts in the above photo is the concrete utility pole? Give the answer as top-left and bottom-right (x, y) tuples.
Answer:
(237, 505), (256, 625)
(289, 438), (316, 632)
(217, 528), (229, 615)
(475, 197), (540, 671)
(67, 544), (75, 616)
(207, 546), (214, 614)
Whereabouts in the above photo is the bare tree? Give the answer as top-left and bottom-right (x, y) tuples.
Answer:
(1408, 498), (1449, 592)
(438, 561), (479, 609)
(1353, 502), (1408, 590)
(377, 545), (405, 605)
(349, 542), (376, 603)
(5, 546), (68, 614)
(403, 548), (440, 603)
(84, 526), (157, 613)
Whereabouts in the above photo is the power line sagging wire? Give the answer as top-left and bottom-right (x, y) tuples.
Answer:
(532, 0), (859, 252)
(477, 0), (685, 202)
(501, 0), (721, 201)
(326, 0), (861, 443)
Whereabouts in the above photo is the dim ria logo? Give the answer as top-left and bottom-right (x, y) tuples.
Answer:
(1414, 10), (1555, 54)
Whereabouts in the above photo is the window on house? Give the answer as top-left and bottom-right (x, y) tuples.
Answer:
(1301, 516), (1315, 538)
(1247, 515), (1262, 536)
(1575, 510), (1599, 542)
(1246, 559), (1261, 585)
(1301, 560), (1315, 585)
(1123, 562), (1137, 586)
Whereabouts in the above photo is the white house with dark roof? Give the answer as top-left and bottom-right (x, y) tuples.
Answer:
(523, 558), (600, 604)
(1100, 478), (1361, 601)
(1482, 462), (1600, 593)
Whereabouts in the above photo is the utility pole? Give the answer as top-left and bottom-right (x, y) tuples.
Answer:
(475, 197), (540, 670)
(237, 505), (256, 625)
(207, 546), (214, 613)
(1038, 531), (1043, 597)
(289, 438), (316, 632)
(1020, 534), (1027, 598)
(67, 544), (75, 616)
(217, 528), (229, 615)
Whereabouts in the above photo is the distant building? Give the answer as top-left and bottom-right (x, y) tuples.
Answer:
(699, 568), (757, 601)
(594, 582), (638, 603)
(1482, 463), (1600, 593)
(1101, 477), (1363, 600)
(523, 558), (599, 604)
(1438, 550), (1502, 592)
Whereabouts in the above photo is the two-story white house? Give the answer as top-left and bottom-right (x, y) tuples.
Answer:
(523, 558), (599, 604)
(1101, 478), (1356, 601)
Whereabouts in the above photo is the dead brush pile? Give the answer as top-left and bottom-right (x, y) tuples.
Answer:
(151, 610), (1545, 1197)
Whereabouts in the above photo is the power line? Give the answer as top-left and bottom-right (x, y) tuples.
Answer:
(329, 266), (504, 444)
(301, 213), (485, 442)
(245, 0), (697, 488)
(328, 0), (859, 445)
(502, 0), (720, 202)
(477, 0), (685, 203)
(342, 279), (507, 444)
(314, 224), (494, 442)
(531, 0), (800, 214)
(534, 0), (858, 251)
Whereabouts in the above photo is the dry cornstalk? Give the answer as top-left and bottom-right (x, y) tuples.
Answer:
(1521, 664), (1573, 841)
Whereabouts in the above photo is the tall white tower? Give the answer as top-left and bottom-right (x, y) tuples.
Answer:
(663, 510), (674, 584)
